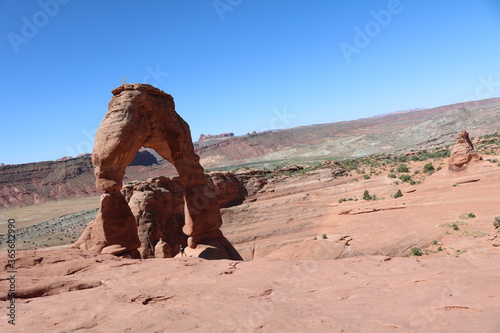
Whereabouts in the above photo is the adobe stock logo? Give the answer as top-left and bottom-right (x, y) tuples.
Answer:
(213, 0), (242, 21)
(339, 0), (404, 64)
(7, 0), (71, 54)
(463, 74), (500, 102)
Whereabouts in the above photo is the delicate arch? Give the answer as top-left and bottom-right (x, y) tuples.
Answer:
(90, 84), (225, 254)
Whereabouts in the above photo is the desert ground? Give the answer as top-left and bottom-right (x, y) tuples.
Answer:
(1, 140), (500, 332)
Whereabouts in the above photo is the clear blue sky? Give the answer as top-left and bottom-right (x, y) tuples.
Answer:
(1, 0), (500, 164)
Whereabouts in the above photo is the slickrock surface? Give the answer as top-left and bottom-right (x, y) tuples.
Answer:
(0, 249), (499, 332)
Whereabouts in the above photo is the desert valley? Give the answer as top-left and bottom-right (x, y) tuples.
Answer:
(1, 91), (500, 332)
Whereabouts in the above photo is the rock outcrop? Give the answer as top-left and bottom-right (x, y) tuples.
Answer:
(86, 83), (241, 259)
(126, 173), (246, 257)
(154, 238), (172, 258)
(448, 130), (482, 170)
(208, 172), (247, 208)
(321, 161), (347, 177)
(234, 169), (269, 196)
(74, 173), (247, 259)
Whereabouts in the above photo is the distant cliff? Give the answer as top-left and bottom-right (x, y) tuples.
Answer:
(0, 150), (172, 208)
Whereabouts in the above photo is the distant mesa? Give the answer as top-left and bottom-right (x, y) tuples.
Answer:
(56, 156), (74, 162)
(56, 153), (91, 162)
(198, 132), (234, 141)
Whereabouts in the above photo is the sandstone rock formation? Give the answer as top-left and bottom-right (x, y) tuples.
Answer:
(123, 176), (185, 259)
(234, 169), (269, 196)
(86, 83), (241, 259)
(321, 160), (347, 177)
(448, 130), (482, 170)
(208, 172), (247, 208)
(154, 238), (172, 258)
(74, 173), (247, 259)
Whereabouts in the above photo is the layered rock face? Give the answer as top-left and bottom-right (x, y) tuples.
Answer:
(0, 157), (97, 208)
(448, 130), (482, 170)
(86, 83), (241, 259)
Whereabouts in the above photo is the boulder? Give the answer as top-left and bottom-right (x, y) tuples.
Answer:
(154, 238), (172, 258)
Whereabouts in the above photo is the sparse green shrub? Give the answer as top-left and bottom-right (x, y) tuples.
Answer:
(393, 189), (403, 198)
(338, 198), (347, 203)
(363, 190), (372, 201)
(409, 180), (416, 185)
(459, 212), (476, 219)
(388, 173), (397, 178)
(411, 247), (423, 256)
(363, 174), (371, 180)
(439, 220), (468, 228)
(432, 239), (438, 245)
(459, 230), (489, 238)
(399, 174), (412, 183)
(437, 246), (443, 252)
(322, 234), (328, 239)
(397, 164), (409, 173)
(453, 224), (460, 231)
(493, 217), (500, 229)
(423, 162), (435, 173)
(437, 166), (442, 171)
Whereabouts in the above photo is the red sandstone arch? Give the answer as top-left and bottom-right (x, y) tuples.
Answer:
(89, 84), (229, 256)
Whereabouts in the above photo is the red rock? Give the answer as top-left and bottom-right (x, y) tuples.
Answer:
(74, 173), (246, 259)
(124, 176), (186, 259)
(448, 130), (482, 170)
(154, 238), (172, 258)
(208, 172), (247, 208)
(81, 84), (241, 259)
